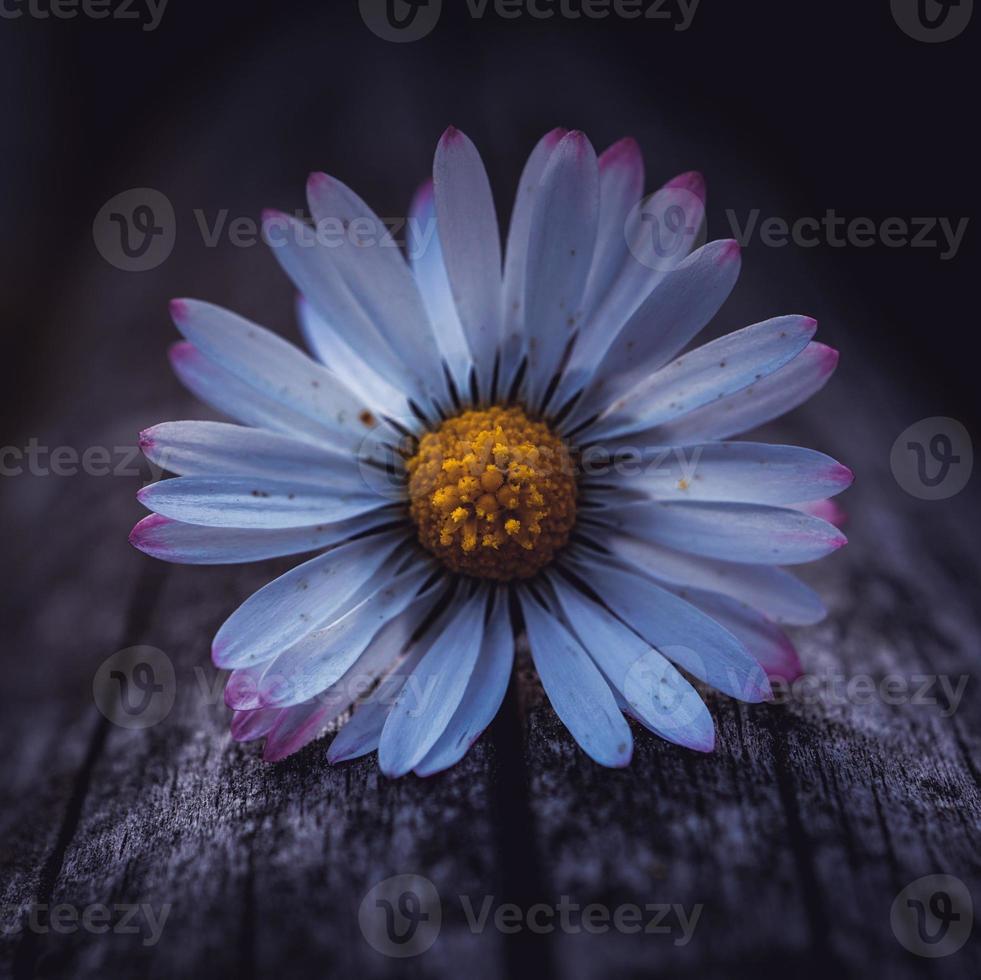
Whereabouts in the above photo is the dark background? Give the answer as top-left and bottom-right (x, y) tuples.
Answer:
(1, 3), (979, 979)
(2, 0), (978, 433)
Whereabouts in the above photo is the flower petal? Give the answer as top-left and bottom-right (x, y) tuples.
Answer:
(230, 707), (280, 742)
(169, 341), (341, 446)
(562, 239), (741, 429)
(590, 500), (847, 565)
(565, 550), (771, 702)
(651, 342), (840, 445)
(258, 563), (437, 708)
(170, 299), (398, 451)
(553, 171), (706, 411)
(578, 138), (646, 324)
(211, 531), (405, 669)
(500, 129), (567, 395)
(305, 172), (451, 416)
(378, 586), (489, 777)
(408, 180), (473, 397)
(548, 574), (714, 751)
(263, 212), (431, 419)
(521, 131), (600, 412)
(518, 587), (632, 768)
(139, 421), (373, 491)
(590, 531), (826, 625)
(128, 510), (400, 565)
(137, 476), (385, 529)
(414, 588), (514, 776)
(584, 315), (817, 441)
(433, 127), (503, 402)
(295, 295), (409, 418)
(587, 442), (852, 505)
(675, 587), (803, 682)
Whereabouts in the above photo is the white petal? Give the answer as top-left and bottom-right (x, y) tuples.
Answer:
(305, 173), (451, 415)
(170, 299), (399, 452)
(518, 587), (632, 768)
(561, 240), (741, 431)
(589, 500), (847, 565)
(653, 342), (840, 445)
(378, 586), (489, 777)
(500, 128), (567, 395)
(586, 442), (852, 505)
(578, 138), (646, 323)
(137, 476), (386, 529)
(263, 212), (429, 415)
(674, 587), (802, 681)
(433, 127), (504, 402)
(259, 562), (438, 707)
(408, 181), (473, 398)
(140, 421), (371, 492)
(169, 342), (341, 446)
(548, 574), (714, 751)
(521, 131), (600, 412)
(591, 532), (826, 625)
(129, 510), (402, 566)
(295, 296), (410, 418)
(414, 588), (514, 776)
(212, 531), (405, 668)
(584, 315), (816, 441)
(553, 171), (706, 411)
(565, 550), (771, 702)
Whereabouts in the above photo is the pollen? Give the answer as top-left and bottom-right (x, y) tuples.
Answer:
(407, 405), (577, 581)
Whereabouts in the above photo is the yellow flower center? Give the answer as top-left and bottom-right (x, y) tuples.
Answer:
(407, 405), (577, 581)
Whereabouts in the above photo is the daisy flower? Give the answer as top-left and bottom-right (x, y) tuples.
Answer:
(130, 127), (851, 775)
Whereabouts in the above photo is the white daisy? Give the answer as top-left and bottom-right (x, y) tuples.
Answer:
(131, 127), (851, 774)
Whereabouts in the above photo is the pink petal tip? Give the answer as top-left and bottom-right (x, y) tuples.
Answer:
(666, 169), (706, 201)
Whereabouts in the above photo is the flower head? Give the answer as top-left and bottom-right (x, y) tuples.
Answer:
(131, 127), (851, 775)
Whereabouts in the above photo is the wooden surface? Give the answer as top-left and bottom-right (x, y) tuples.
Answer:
(3, 258), (980, 980)
(2, 14), (980, 978)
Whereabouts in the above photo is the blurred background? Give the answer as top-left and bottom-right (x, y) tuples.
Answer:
(1, 2), (978, 978)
